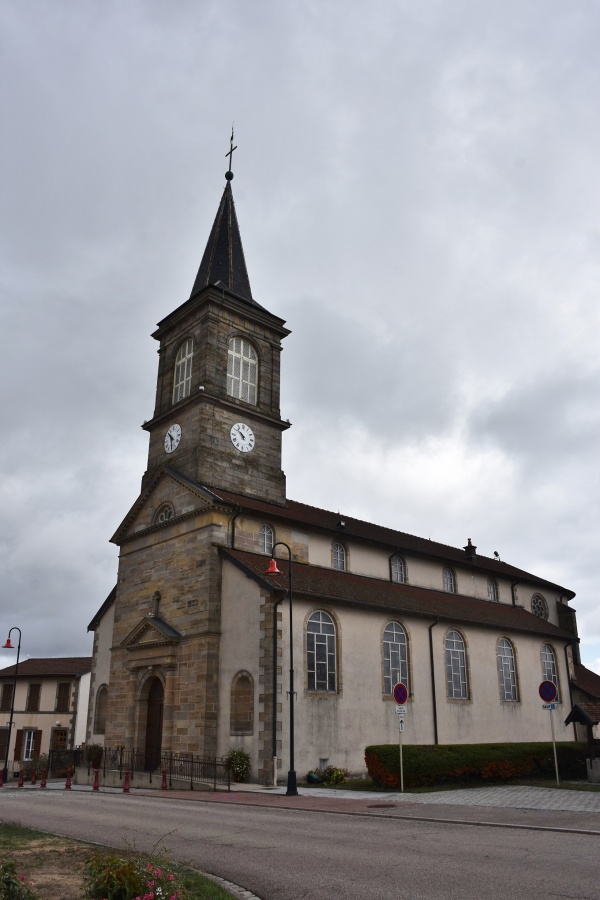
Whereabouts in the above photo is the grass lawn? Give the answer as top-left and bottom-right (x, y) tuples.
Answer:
(0, 823), (232, 899)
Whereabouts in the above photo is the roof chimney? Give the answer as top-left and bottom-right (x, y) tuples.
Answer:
(464, 538), (477, 562)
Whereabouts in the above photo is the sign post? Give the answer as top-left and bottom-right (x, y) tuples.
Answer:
(393, 683), (408, 793)
(539, 680), (559, 785)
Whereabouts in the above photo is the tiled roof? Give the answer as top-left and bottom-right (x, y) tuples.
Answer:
(207, 485), (573, 596)
(572, 663), (600, 700)
(0, 657), (92, 679)
(220, 549), (571, 640)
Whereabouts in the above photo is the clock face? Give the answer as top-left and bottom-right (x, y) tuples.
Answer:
(164, 423), (182, 453)
(230, 422), (255, 453)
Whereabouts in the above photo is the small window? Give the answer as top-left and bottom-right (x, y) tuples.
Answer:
(443, 567), (456, 594)
(259, 524), (274, 555)
(227, 337), (258, 405)
(55, 683), (71, 713)
(497, 638), (518, 701)
(383, 622), (409, 695)
(445, 630), (468, 699)
(230, 672), (254, 735)
(94, 685), (108, 735)
(154, 504), (175, 525)
(26, 684), (40, 712)
(487, 578), (499, 602)
(0, 684), (13, 712)
(172, 338), (193, 404)
(332, 542), (346, 571)
(307, 611), (337, 692)
(23, 730), (36, 761)
(531, 593), (549, 620)
(541, 644), (560, 701)
(391, 556), (406, 584)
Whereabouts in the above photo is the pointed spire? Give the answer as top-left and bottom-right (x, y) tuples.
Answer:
(190, 131), (254, 305)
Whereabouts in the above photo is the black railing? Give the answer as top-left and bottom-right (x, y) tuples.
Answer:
(80, 747), (231, 791)
(48, 747), (84, 777)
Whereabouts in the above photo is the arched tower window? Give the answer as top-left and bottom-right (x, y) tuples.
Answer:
(541, 644), (560, 700)
(391, 556), (407, 584)
(94, 685), (108, 735)
(230, 672), (254, 735)
(445, 630), (468, 699)
(332, 542), (346, 571)
(443, 567), (456, 594)
(487, 578), (499, 602)
(172, 338), (193, 404)
(383, 622), (408, 695)
(497, 638), (518, 701)
(227, 337), (258, 404)
(259, 524), (274, 555)
(154, 504), (174, 525)
(307, 611), (337, 693)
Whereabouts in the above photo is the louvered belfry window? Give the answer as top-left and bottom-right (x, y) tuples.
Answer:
(227, 338), (257, 404)
(172, 339), (193, 403)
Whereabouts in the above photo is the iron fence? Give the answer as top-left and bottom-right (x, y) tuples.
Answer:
(80, 746), (231, 791)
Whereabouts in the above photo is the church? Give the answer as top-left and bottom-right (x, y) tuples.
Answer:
(87, 151), (599, 784)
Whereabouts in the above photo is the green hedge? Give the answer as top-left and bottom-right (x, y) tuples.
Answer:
(364, 742), (588, 788)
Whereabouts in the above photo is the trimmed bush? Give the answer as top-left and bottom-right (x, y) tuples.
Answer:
(365, 742), (588, 789)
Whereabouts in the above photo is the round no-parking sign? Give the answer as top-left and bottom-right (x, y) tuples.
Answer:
(539, 680), (557, 703)
(393, 682), (408, 705)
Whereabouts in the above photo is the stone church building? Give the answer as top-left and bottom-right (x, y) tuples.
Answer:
(87, 161), (599, 782)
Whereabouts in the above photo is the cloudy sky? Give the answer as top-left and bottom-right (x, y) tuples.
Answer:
(1, 0), (599, 677)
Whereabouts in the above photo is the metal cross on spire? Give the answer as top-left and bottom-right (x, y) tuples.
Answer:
(225, 126), (237, 181)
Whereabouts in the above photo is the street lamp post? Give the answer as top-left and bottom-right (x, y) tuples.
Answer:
(264, 542), (298, 796)
(2, 627), (22, 783)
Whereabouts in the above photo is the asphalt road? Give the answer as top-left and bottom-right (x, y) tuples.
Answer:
(1, 791), (598, 899)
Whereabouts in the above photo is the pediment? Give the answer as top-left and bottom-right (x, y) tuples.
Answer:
(121, 616), (182, 651)
(111, 466), (216, 544)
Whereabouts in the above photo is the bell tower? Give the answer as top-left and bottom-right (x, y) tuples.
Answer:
(141, 143), (290, 505)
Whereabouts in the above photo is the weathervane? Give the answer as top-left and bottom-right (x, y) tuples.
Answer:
(225, 126), (237, 181)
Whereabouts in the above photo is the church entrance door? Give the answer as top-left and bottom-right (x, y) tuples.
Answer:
(144, 678), (164, 771)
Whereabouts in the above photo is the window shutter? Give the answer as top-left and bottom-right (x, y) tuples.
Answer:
(14, 729), (23, 761)
(33, 731), (42, 757)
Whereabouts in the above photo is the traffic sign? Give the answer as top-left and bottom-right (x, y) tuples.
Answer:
(539, 680), (557, 703)
(393, 682), (408, 705)
(398, 718), (405, 733)
(542, 703), (557, 710)
(395, 705), (407, 715)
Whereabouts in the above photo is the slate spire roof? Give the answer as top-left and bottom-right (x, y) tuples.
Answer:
(189, 176), (254, 305)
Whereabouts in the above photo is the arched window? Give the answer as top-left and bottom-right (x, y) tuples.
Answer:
(391, 556), (407, 584)
(445, 630), (468, 699)
(230, 672), (254, 735)
(531, 593), (549, 620)
(307, 611), (337, 692)
(383, 622), (408, 695)
(332, 542), (346, 571)
(154, 504), (174, 525)
(443, 567), (456, 593)
(259, 524), (274, 555)
(172, 338), (193, 403)
(94, 685), (108, 735)
(497, 638), (518, 701)
(227, 337), (258, 404)
(541, 644), (560, 700)
(487, 578), (499, 602)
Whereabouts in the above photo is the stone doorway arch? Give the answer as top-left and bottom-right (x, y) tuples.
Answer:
(143, 676), (164, 771)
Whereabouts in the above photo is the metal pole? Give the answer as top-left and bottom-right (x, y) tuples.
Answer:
(2, 627), (22, 783)
(399, 726), (404, 793)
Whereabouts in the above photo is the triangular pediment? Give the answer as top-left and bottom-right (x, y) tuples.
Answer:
(121, 616), (182, 651)
(111, 466), (217, 544)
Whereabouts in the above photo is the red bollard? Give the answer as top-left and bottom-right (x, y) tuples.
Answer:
(64, 768), (72, 790)
(92, 768), (100, 792)
(18, 770), (24, 788)
(40, 769), (47, 789)
(123, 770), (130, 793)
(161, 768), (167, 791)
(30, 768), (37, 786)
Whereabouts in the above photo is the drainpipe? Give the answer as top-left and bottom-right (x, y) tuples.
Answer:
(428, 619), (439, 745)
(272, 596), (283, 786)
(228, 505), (242, 549)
